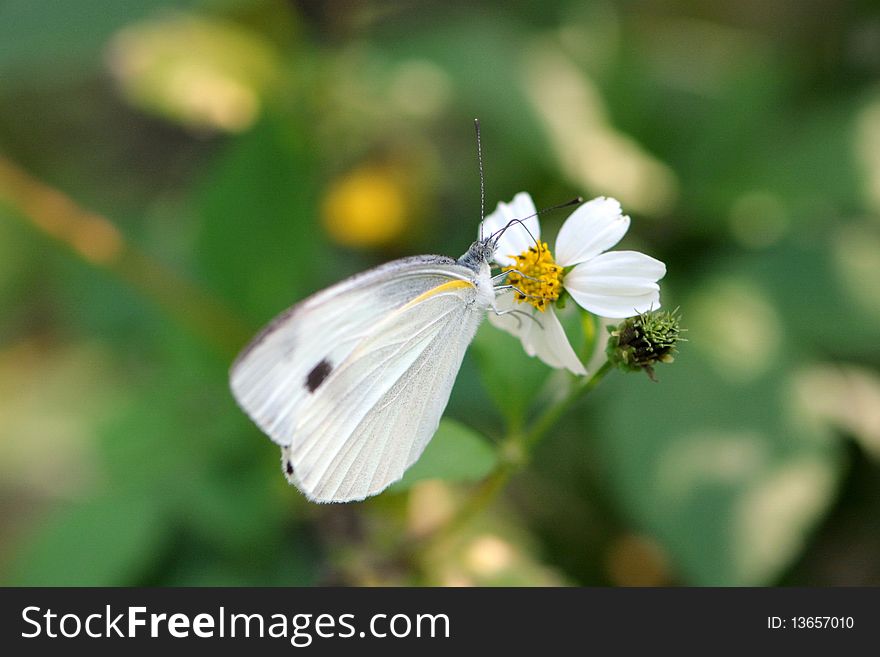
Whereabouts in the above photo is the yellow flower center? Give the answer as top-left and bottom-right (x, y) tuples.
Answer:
(503, 242), (562, 312)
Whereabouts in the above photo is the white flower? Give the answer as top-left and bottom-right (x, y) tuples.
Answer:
(482, 192), (666, 376)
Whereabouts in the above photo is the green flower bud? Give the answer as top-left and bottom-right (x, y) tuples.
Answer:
(606, 308), (685, 381)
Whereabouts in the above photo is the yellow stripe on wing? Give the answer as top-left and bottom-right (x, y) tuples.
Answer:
(402, 279), (474, 310)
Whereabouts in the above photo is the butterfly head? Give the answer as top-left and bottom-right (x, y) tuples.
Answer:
(458, 236), (496, 272)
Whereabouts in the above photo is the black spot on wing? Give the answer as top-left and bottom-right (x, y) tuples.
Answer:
(306, 359), (333, 393)
(281, 447), (295, 482)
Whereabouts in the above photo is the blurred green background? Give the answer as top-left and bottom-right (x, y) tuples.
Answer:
(2, 0), (879, 587)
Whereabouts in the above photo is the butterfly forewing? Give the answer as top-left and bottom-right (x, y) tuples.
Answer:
(229, 255), (487, 502)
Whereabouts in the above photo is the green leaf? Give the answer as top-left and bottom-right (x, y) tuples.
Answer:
(195, 117), (326, 323)
(390, 418), (497, 491)
(9, 493), (168, 586)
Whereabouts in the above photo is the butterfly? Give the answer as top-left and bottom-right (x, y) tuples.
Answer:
(229, 233), (504, 503)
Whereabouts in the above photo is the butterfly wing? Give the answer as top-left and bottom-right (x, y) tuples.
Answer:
(229, 255), (487, 502)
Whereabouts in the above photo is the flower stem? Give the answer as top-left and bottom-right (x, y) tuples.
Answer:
(425, 360), (614, 553)
(523, 360), (612, 450)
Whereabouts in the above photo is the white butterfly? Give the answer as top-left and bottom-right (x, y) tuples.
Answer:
(229, 231), (509, 503)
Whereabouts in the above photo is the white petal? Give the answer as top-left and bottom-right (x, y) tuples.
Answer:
(554, 196), (630, 267)
(565, 289), (661, 318)
(479, 192), (540, 266)
(573, 250), (667, 280)
(488, 290), (530, 339)
(520, 306), (587, 376)
(565, 251), (666, 318)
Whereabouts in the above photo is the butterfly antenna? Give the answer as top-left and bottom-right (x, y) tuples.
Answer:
(490, 196), (583, 251)
(475, 118), (486, 240)
(491, 217), (539, 251)
(540, 196), (583, 216)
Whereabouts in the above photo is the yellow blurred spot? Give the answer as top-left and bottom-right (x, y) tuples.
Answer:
(0, 157), (124, 265)
(729, 191), (789, 249)
(464, 534), (516, 577)
(0, 340), (124, 496)
(605, 534), (672, 586)
(107, 14), (279, 133)
(733, 459), (836, 585)
(791, 364), (880, 461)
(439, 569), (474, 587)
(423, 519), (569, 586)
(689, 279), (782, 382)
(523, 43), (678, 216)
(162, 62), (259, 132)
(406, 480), (455, 538)
(70, 213), (125, 265)
(322, 166), (409, 248)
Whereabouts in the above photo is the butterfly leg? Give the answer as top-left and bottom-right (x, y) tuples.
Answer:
(490, 306), (543, 330)
(492, 284), (549, 302)
(491, 269), (542, 283)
